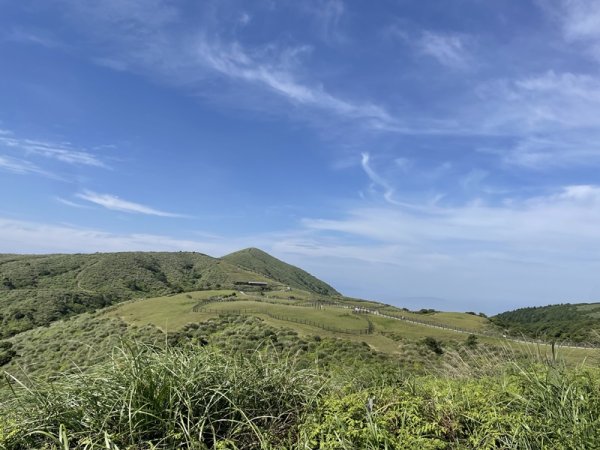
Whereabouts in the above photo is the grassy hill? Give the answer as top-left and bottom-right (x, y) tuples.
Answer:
(492, 302), (600, 343)
(4, 287), (600, 448)
(222, 248), (339, 296)
(6, 284), (574, 389)
(0, 251), (290, 339)
(4, 252), (600, 448)
(101, 287), (599, 364)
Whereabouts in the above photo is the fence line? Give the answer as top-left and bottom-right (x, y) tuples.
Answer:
(370, 309), (598, 349)
(192, 296), (322, 312)
(192, 297), (598, 349)
(192, 296), (239, 312)
(194, 307), (372, 335)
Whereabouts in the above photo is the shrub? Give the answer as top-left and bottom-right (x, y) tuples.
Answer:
(465, 334), (479, 349)
(0, 341), (16, 366)
(422, 337), (444, 355)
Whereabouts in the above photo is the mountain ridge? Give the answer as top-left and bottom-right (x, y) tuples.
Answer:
(0, 249), (338, 339)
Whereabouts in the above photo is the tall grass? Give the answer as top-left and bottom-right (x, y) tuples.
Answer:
(3, 342), (600, 449)
(299, 363), (600, 449)
(1, 343), (323, 449)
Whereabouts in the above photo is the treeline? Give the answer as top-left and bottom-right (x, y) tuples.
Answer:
(492, 303), (600, 343)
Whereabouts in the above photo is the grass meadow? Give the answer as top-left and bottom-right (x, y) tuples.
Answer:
(4, 287), (600, 448)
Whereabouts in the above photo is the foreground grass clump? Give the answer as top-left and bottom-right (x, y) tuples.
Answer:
(1, 344), (322, 449)
(302, 363), (600, 450)
(3, 343), (600, 449)
(2, 314), (163, 383)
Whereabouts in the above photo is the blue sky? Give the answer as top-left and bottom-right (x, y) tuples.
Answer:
(2, 0), (600, 313)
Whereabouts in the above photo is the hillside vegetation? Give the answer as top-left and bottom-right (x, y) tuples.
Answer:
(492, 302), (600, 343)
(3, 250), (600, 448)
(103, 288), (599, 364)
(3, 340), (600, 449)
(0, 250), (333, 339)
(222, 248), (339, 295)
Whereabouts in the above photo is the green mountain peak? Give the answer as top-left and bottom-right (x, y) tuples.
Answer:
(222, 248), (339, 296)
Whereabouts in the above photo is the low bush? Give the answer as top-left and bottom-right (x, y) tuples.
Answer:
(302, 365), (600, 449)
(422, 336), (444, 355)
(0, 342), (16, 367)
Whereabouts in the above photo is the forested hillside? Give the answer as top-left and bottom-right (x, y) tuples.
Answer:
(492, 303), (600, 343)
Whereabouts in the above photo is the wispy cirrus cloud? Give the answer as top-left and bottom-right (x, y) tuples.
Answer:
(303, 185), (600, 250)
(417, 31), (472, 69)
(54, 197), (91, 209)
(297, 0), (346, 44)
(0, 155), (58, 178)
(553, 0), (600, 60)
(48, 0), (398, 131)
(492, 133), (600, 169)
(4, 27), (65, 49)
(359, 152), (446, 209)
(281, 184), (600, 310)
(0, 129), (106, 168)
(75, 190), (187, 218)
(195, 40), (395, 127)
(471, 70), (600, 168)
(508, 71), (600, 130)
(360, 152), (397, 205)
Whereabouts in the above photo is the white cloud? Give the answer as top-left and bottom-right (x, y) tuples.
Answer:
(359, 152), (443, 209)
(238, 13), (251, 26)
(557, 0), (600, 59)
(54, 197), (91, 209)
(195, 39), (395, 126)
(561, 0), (600, 39)
(460, 169), (488, 191)
(394, 157), (412, 171)
(471, 71), (600, 168)
(418, 31), (471, 69)
(360, 152), (394, 199)
(476, 71), (600, 132)
(499, 134), (600, 169)
(302, 185), (600, 260)
(0, 155), (57, 178)
(51, 0), (397, 131)
(272, 185), (600, 310)
(0, 217), (231, 255)
(558, 184), (600, 201)
(513, 72), (600, 129)
(5, 27), (64, 49)
(301, 0), (346, 44)
(76, 190), (187, 218)
(0, 130), (106, 168)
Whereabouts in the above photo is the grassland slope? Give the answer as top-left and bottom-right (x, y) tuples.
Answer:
(0, 251), (276, 338)
(222, 248), (339, 296)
